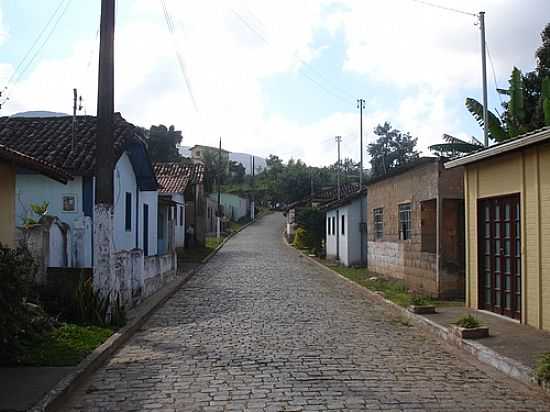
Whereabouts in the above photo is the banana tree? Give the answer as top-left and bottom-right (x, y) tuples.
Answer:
(429, 134), (484, 159)
(543, 76), (550, 126)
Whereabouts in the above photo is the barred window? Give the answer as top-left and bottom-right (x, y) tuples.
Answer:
(373, 208), (384, 240)
(399, 203), (412, 240)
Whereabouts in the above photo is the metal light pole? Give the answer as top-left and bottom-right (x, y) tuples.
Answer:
(335, 136), (342, 261)
(479, 11), (489, 147)
(357, 99), (367, 267)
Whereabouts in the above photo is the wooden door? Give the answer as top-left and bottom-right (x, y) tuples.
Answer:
(478, 194), (521, 319)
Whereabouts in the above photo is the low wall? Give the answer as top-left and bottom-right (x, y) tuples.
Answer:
(143, 253), (177, 298)
(368, 240), (438, 296)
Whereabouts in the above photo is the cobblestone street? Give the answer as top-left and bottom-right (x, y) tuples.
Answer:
(67, 213), (550, 411)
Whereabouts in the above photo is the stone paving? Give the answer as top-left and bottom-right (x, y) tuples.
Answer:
(66, 213), (550, 411)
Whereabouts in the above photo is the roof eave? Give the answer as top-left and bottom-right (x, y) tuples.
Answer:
(445, 128), (550, 169)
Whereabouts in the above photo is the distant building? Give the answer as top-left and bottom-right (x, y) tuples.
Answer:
(190, 144), (230, 165)
(322, 189), (368, 267)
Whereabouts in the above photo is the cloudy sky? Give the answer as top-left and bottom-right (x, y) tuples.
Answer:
(0, 0), (549, 166)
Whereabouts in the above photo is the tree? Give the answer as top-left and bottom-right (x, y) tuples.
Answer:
(202, 148), (229, 193)
(429, 134), (483, 159)
(145, 125), (183, 162)
(367, 122), (419, 178)
(228, 161), (246, 184)
(466, 24), (550, 142)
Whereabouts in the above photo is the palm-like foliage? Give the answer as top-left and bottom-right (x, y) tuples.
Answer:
(465, 98), (508, 142)
(429, 134), (483, 159)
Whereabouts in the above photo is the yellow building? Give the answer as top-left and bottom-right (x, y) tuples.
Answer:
(446, 127), (550, 331)
(0, 144), (70, 247)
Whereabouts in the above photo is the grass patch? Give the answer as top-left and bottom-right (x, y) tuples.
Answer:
(17, 324), (113, 366)
(453, 314), (481, 329)
(535, 353), (550, 383)
(318, 264), (460, 308)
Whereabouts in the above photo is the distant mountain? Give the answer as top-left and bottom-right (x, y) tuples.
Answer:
(178, 145), (266, 175)
(12, 111), (68, 118)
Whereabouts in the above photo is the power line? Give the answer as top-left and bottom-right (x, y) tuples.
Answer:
(486, 43), (504, 107)
(160, 0), (199, 111)
(404, 0), (476, 17)
(238, 5), (356, 102)
(230, 8), (353, 105)
(1, 0), (73, 109)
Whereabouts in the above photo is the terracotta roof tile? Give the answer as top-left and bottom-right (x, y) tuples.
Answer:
(0, 143), (72, 183)
(0, 114), (142, 176)
(153, 162), (204, 193)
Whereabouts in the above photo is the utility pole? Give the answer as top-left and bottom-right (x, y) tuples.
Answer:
(251, 156), (255, 221)
(357, 98), (367, 267)
(216, 137), (222, 240)
(335, 136), (342, 261)
(94, 0), (115, 307)
(335, 136), (342, 201)
(72, 88), (78, 152)
(479, 11), (489, 147)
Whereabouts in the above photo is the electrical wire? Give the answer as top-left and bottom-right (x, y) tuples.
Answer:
(160, 0), (199, 112)
(403, 0), (477, 17)
(486, 43), (504, 107)
(1, 0), (73, 109)
(230, 8), (353, 105)
(238, 5), (356, 102)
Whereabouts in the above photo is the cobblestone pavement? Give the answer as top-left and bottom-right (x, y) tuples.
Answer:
(67, 213), (550, 411)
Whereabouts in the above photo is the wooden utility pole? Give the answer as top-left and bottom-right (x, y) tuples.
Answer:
(94, 0), (116, 304)
(251, 156), (255, 221)
(335, 136), (342, 261)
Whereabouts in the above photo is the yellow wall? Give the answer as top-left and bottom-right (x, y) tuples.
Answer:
(0, 162), (16, 248)
(464, 143), (550, 330)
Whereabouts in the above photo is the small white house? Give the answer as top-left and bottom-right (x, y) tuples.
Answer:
(0, 114), (159, 267)
(208, 192), (250, 222)
(324, 190), (367, 267)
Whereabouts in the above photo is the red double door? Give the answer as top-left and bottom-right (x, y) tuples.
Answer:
(478, 194), (521, 320)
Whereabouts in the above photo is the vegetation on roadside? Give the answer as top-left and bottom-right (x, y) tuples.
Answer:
(454, 314), (482, 329)
(16, 324), (113, 366)
(535, 352), (550, 383)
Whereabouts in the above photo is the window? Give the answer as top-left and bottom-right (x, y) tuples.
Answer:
(373, 208), (384, 240)
(327, 217), (331, 236)
(125, 192), (132, 231)
(332, 216), (336, 236)
(179, 206), (184, 226)
(62, 194), (77, 212)
(341, 214), (345, 235)
(399, 203), (412, 240)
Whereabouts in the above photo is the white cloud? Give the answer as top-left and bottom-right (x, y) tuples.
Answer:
(2, 0), (549, 168)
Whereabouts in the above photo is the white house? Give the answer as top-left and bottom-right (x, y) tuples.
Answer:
(154, 162), (205, 250)
(0, 114), (159, 267)
(323, 189), (368, 267)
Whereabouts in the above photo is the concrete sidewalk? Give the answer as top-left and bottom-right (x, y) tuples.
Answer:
(0, 263), (199, 412)
(422, 305), (550, 370)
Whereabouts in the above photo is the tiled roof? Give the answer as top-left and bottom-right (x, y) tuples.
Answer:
(286, 183), (361, 210)
(0, 143), (72, 183)
(153, 162), (205, 193)
(321, 187), (368, 211)
(0, 114), (143, 176)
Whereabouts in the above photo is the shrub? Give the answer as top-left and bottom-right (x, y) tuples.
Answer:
(0, 245), (44, 362)
(295, 207), (324, 251)
(535, 353), (550, 383)
(454, 314), (481, 329)
(293, 228), (308, 249)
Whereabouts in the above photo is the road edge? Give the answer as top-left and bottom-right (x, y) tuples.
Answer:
(32, 216), (266, 412)
(281, 232), (549, 396)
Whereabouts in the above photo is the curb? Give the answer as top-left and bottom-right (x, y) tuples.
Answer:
(31, 219), (263, 412)
(282, 233), (548, 395)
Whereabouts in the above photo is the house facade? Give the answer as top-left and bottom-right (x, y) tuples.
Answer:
(0, 115), (159, 267)
(324, 190), (367, 267)
(208, 192), (250, 222)
(367, 158), (465, 298)
(0, 143), (71, 247)
(446, 127), (550, 330)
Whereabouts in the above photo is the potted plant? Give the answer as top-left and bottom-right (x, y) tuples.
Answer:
(451, 314), (489, 339)
(407, 293), (436, 314)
